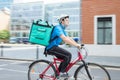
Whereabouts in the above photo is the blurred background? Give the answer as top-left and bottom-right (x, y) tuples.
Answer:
(0, 0), (80, 44)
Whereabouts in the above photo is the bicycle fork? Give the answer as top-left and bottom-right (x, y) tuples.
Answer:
(82, 60), (92, 80)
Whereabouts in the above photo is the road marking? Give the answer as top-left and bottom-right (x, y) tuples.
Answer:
(0, 62), (15, 67)
(0, 60), (31, 67)
(0, 68), (27, 73)
(0, 68), (3, 70)
(0, 60), (30, 73)
(0, 64), (10, 67)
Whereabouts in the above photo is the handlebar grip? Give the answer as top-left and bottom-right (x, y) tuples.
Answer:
(81, 44), (84, 48)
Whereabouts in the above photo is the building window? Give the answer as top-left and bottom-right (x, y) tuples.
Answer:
(97, 17), (112, 44)
(94, 15), (116, 45)
(66, 30), (79, 38)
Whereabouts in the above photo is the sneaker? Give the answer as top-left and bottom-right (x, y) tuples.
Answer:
(59, 72), (69, 78)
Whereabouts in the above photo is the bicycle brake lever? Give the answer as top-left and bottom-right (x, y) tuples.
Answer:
(80, 44), (85, 49)
(81, 44), (84, 47)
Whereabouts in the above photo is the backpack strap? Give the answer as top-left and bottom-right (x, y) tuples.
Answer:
(49, 26), (58, 43)
(49, 36), (58, 43)
(44, 36), (58, 57)
(44, 26), (58, 57)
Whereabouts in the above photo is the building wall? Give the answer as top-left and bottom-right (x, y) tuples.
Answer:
(0, 0), (13, 10)
(10, 1), (44, 40)
(0, 10), (10, 30)
(82, 0), (120, 44)
(0, 0), (13, 30)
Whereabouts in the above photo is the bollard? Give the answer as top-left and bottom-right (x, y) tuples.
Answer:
(36, 45), (39, 59)
(0, 45), (3, 57)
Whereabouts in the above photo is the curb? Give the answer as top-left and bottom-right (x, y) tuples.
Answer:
(0, 57), (120, 68)
(102, 65), (120, 68)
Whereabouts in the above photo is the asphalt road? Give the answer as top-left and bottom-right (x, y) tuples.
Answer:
(0, 59), (120, 80)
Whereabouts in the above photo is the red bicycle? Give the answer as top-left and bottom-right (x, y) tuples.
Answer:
(28, 44), (111, 80)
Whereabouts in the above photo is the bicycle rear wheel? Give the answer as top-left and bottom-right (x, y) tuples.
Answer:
(74, 62), (111, 80)
(28, 60), (57, 80)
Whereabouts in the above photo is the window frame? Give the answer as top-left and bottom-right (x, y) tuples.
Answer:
(94, 15), (116, 45)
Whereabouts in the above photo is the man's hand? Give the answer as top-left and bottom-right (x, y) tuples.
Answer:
(76, 44), (81, 50)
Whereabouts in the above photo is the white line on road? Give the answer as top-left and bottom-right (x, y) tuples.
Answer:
(0, 68), (3, 70)
(0, 60), (30, 67)
(0, 68), (27, 73)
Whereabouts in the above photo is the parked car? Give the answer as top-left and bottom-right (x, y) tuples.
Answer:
(17, 38), (29, 44)
(22, 38), (29, 44)
(9, 37), (17, 44)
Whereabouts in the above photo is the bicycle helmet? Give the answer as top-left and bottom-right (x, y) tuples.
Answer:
(58, 14), (69, 23)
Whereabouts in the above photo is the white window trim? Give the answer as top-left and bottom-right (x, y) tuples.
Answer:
(94, 15), (116, 45)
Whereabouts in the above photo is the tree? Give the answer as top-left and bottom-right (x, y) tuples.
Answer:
(0, 30), (10, 42)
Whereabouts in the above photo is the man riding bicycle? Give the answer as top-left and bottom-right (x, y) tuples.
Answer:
(46, 14), (81, 77)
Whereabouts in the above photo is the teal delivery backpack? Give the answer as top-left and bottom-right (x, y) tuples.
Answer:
(29, 19), (55, 46)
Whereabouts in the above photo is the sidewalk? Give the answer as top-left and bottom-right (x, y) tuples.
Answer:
(86, 56), (120, 68)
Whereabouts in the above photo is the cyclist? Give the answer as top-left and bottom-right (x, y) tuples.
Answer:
(46, 14), (81, 77)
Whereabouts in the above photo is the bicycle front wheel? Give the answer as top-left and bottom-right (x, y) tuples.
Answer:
(74, 63), (111, 80)
(28, 60), (57, 80)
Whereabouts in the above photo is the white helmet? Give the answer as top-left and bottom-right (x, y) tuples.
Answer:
(58, 14), (69, 23)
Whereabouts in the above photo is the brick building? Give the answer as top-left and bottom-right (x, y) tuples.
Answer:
(82, 0), (120, 45)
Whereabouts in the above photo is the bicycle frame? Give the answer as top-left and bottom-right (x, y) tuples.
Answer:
(52, 50), (84, 75)
(39, 50), (84, 80)
(29, 45), (111, 80)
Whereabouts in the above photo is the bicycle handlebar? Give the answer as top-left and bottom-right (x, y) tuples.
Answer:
(80, 44), (84, 49)
(77, 44), (88, 59)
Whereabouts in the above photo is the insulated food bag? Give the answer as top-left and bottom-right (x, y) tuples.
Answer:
(29, 19), (54, 46)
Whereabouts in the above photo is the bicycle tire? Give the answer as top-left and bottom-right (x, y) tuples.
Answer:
(28, 59), (57, 80)
(74, 62), (111, 80)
